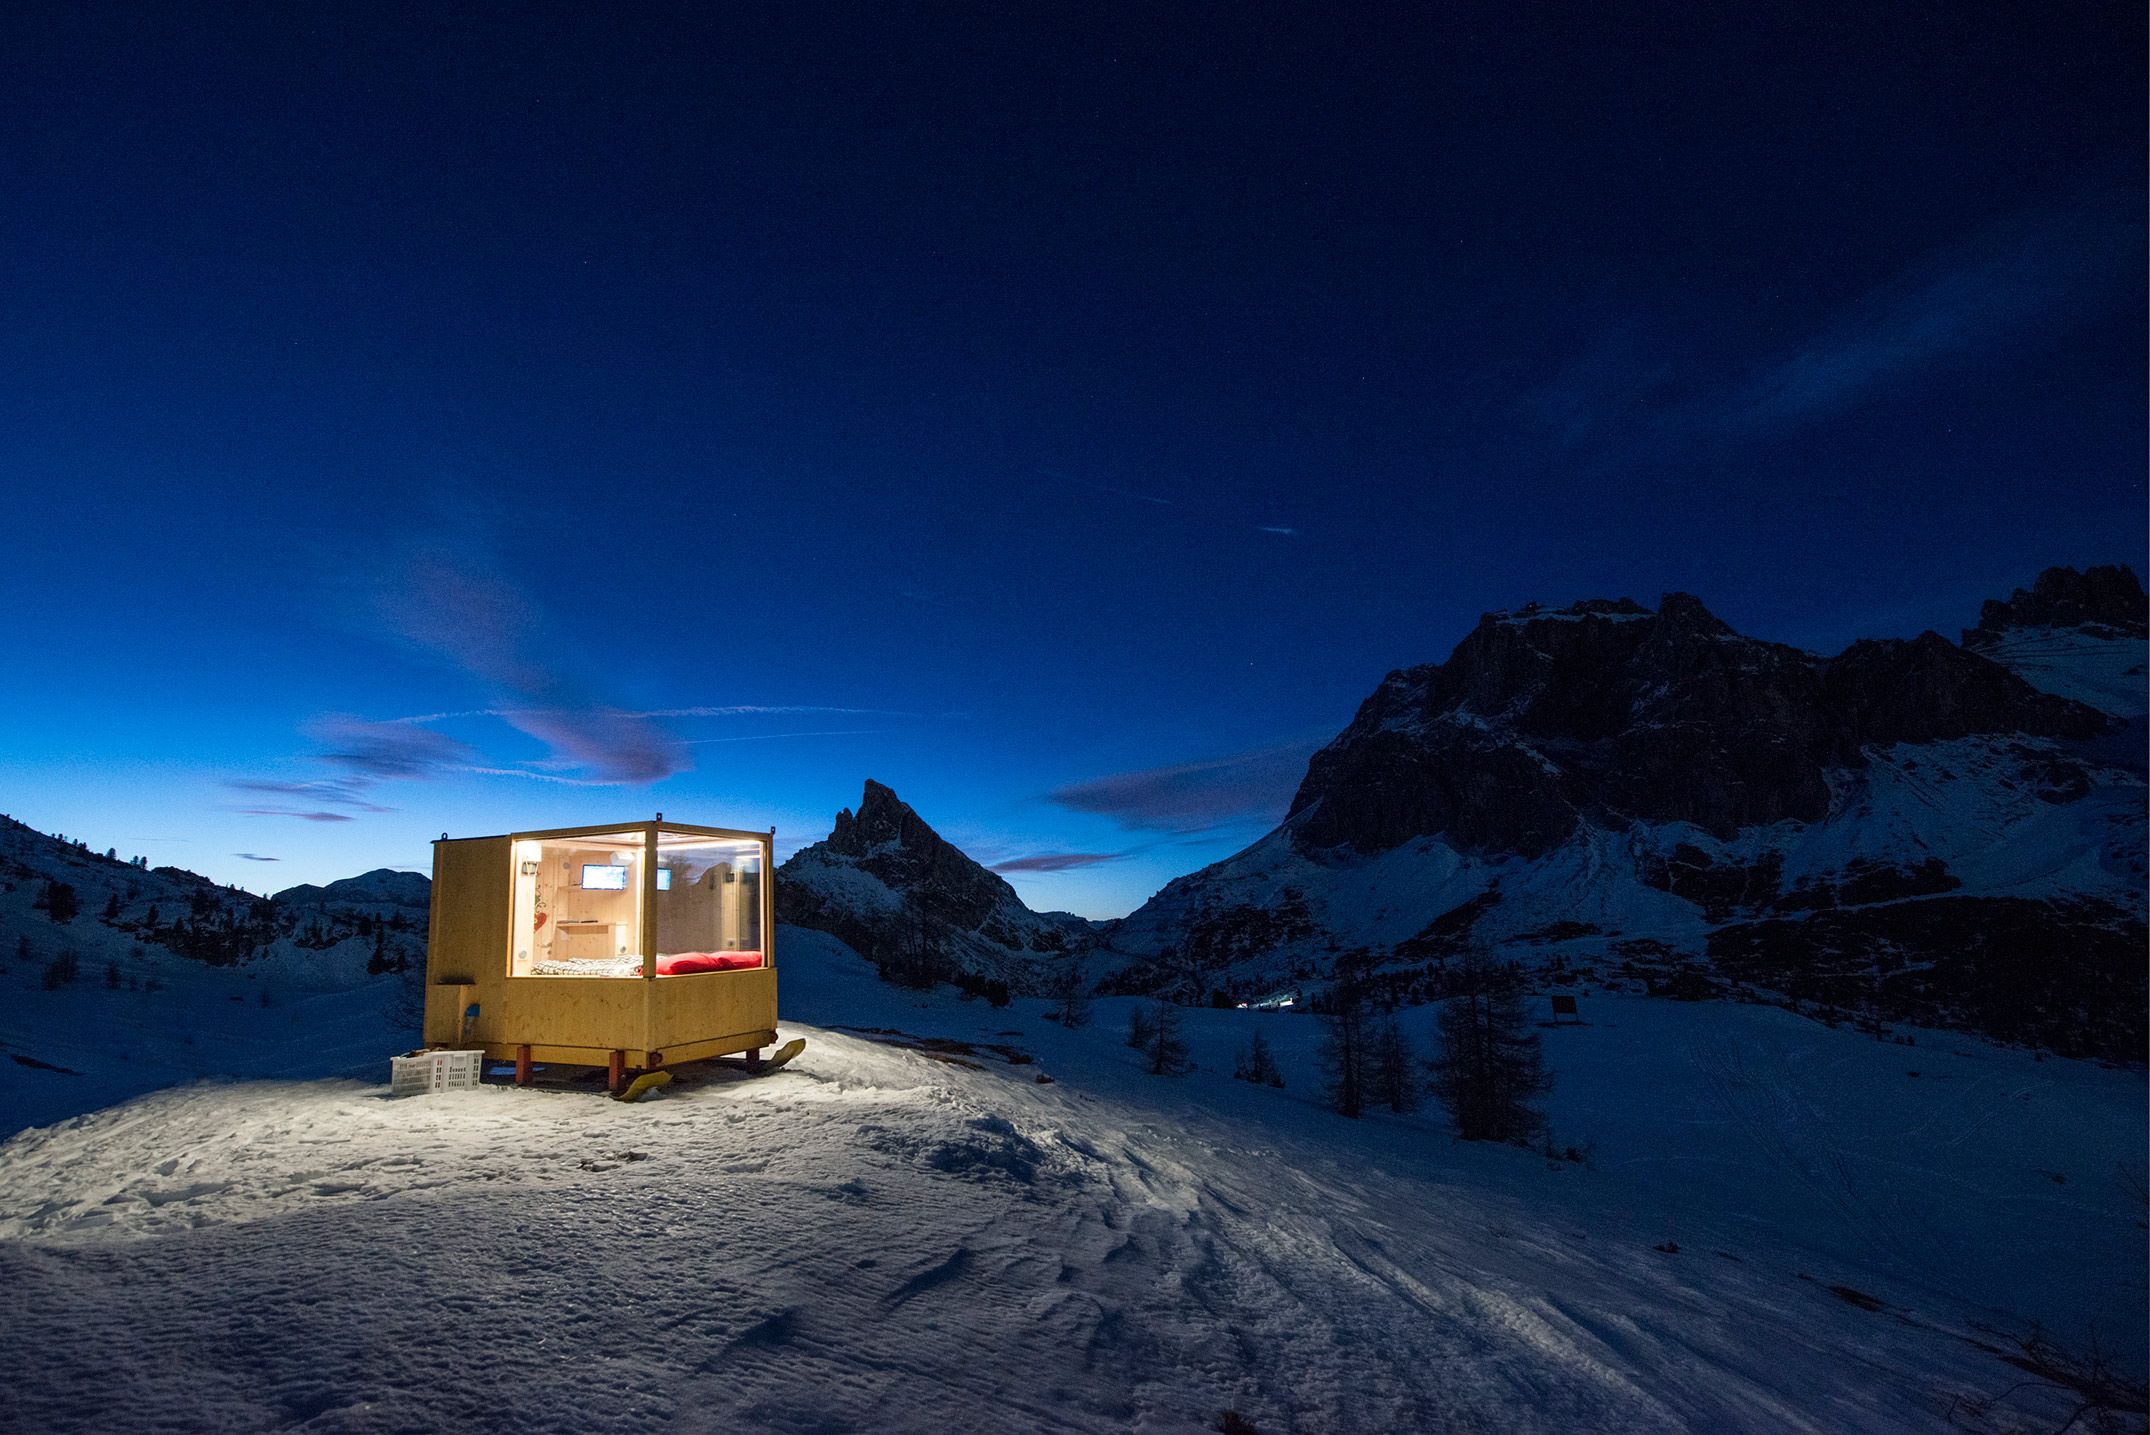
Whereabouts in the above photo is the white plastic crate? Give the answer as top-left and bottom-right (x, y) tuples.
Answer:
(389, 1048), (484, 1098)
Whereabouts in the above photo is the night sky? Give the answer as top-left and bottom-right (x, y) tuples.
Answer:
(1, 4), (2141, 917)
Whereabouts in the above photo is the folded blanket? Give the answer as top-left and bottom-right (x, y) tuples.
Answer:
(656, 951), (764, 976)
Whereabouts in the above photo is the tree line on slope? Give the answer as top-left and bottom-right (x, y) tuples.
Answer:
(1069, 943), (1557, 1149)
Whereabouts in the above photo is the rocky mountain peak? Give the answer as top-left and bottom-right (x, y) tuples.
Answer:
(1652, 591), (1734, 637)
(275, 868), (431, 909)
(779, 781), (1090, 992)
(826, 778), (931, 857)
(1968, 564), (2147, 644)
(1286, 581), (2110, 860)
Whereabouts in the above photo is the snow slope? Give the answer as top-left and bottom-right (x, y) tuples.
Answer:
(1969, 625), (2149, 719)
(0, 818), (424, 1136)
(1, 926), (2138, 1433)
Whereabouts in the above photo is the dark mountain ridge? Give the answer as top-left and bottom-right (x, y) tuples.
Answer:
(1089, 566), (2144, 1059)
(1289, 591), (2109, 860)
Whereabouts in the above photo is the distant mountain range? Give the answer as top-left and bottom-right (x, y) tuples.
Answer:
(778, 566), (2146, 1061)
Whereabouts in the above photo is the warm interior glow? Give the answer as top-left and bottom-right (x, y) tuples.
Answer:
(508, 831), (647, 978)
(652, 830), (765, 976)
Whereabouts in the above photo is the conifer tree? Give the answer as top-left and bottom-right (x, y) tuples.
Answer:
(1233, 1028), (1285, 1088)
(1321, 972), (1370, 1118)
(1145, 1001), (1190, 1076)
(42, 949), (80, 990)
(1430, 949), (1551, 1144)
(1046, 950), (1092, 1027)
(1371, 1018), (1420, 1113)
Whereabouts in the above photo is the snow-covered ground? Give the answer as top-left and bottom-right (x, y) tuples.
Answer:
(0, 926), (2139, 1433)
(0, 938), (416, 1136)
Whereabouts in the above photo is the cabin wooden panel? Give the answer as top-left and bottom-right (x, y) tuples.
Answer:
(422, 821), (779, 1070)
(422, 836), (510, 1045)
(648, 967), (777, 1051)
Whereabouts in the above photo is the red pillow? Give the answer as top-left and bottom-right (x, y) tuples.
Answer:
(656, 951), (763, 975)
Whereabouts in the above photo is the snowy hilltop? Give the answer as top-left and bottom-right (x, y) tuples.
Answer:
(0, 817), (427, 1135)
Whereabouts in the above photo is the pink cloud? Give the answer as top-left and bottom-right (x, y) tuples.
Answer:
(373, 547), (690, 785)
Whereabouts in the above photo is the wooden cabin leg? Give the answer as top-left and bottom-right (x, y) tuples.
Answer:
(607, 1050), (624, 1092)
(515, 1044), (532, 1085)
(745, 1047), (764, 1073)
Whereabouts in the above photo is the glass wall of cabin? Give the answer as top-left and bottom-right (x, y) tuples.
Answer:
(508, 830), (648, 978)
(652, 831), (765, 973)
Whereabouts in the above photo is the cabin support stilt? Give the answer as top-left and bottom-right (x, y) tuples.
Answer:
(607, 1049), (625, 1092)
(515, 1044), (532, 1085)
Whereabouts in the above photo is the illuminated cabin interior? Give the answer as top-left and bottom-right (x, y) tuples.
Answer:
(422, 819), (779, 1087)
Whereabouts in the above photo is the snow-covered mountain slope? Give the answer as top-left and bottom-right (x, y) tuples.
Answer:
(0, 816), (426, 1135)
(0, 927), (2138, 1433)
(777, 779), (1094, 993)
(1097, 572), (2147, 1061)
(1963, 564), (2147, 719)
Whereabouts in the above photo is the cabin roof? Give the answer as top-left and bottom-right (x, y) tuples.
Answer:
(434, 819), (774, 846)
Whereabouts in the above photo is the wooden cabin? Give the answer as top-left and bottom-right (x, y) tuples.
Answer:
(422, 819), (777, 1088)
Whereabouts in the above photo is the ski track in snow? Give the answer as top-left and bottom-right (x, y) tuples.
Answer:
(0, 931), (2141, 1434)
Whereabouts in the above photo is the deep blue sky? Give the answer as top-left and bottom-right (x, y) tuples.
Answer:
(1, 3), (2142, 916)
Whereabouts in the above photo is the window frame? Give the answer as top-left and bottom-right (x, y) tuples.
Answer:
(501, 820), (776, 980)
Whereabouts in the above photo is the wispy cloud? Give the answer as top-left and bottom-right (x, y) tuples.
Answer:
(451, 766), (604, 786)
(368, 546), (688, 784)
(682, 729), (888, 745)
(389, 703), (897, 725)
(231, 808), (357, 823)
(1530, 189), (2140, 453)
(1047, 738), (1322, 834)
(234, 852), (281, 862)
(1725, 194), (2137, 431)
(302, 716), (477, 782)
(988, 851), (1133, 873)
(221, 777), (394, 812)
(1255, 525), (1299, 537)
(262, 536), (894, 804)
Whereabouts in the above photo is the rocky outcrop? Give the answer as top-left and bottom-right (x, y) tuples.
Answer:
(1288, 594), (2107, 859)
(777, 781), (1092, 993)
(1821, 632), (2106, 750)
(1968, 564), (2146, 644)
